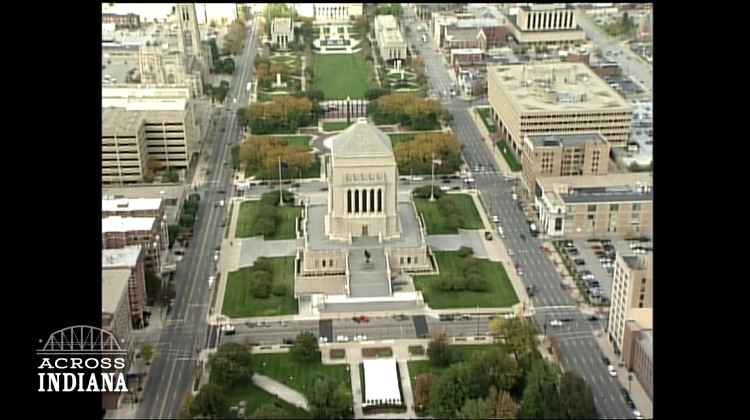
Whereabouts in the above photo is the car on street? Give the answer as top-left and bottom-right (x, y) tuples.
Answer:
(503, 312), (516, 319)
(393, 314), (409, 321)
(607, 365), (618, 377)
(550, 320), (563, 327)
(633, 409), (643, 419)
(320, 186), (329, 191)
(208, 276), (215, 288)
(574, 258), (586, 265)
(624, 395), (636, 409)
(221, 219), (227, 227)
(588, 315), (599, 321)
(353, 334), (368, 342)
(492, 215), (500, 223)
(507, 249), (514, 256)
(591, 244), (603, 250)
(245, 321), (257, 328)
(439, 314), (454, 321)
(603, 356), (611, 365)
(220, 324), (236, 335)
(336, 335), (349, 342)
(352, 316), (361, 323)
(359, 315), (369, 323)
(520, 234), (526, 241)
(460, 314), (472, 320)
(440, 185), (450, 191)
(517, 267), (525, 276)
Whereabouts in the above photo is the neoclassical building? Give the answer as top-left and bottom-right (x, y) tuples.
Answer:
(294, 3), (363, 22)
(295, 118), (432, 314)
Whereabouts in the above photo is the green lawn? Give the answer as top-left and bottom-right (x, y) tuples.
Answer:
(222, 257), (297, 317)
(271, 205), (302, 240)
(387, 132), (418, 146)
(314, 52), (371, 99)
(322, 121), (353, 132)
(497, 140), (522, 172)
(407, 344), (495, 388)
(414, 252), (519, 309)
(224, 203), (234, 238)
(245, 160), (320, 180)
(413, 195), (483, 234)
(281, 135), (312, 147)
(476, 107), (497, 133)
(235, 201), (261, 238)
(234, 201), (301, 240)
(220, 383), (311, 419)
(253, 352), (351, 395)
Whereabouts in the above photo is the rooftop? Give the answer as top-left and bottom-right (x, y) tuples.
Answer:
(331, 118), (394, 159)
(102, 216), (156, 233)
(520, 3), (572, 12)
(102, 108), (146, 135)
(621, 253), (651, 271)
(363, 359), (402, 407)
(446, 27), (482, 42)
(103, 198), (163, 213)
(102, 269), (131, 315)
(271, 17), (293, 33)
(488, 63), (631, 114)
(528, 133), (608, 148)
(539, 173), (652, 205)
(102, 245), (143, 268)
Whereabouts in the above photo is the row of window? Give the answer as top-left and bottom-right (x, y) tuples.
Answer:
(399, 256), (418, 265)
(520, 111), (632, 120)
(313, 259), (336, 268)
(347, 189), (383, 214)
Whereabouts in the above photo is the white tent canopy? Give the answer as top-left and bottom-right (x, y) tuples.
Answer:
(363, 359), (402, 407)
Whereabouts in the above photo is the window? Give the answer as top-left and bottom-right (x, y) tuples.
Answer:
(587, 214), (594, 220)
(414, 257), (418, 264)
(587, 204), (596, 212)
(330, 259), (334, 267)
(633, 203), (642, 211)
(322, 259), (326, 267)
(610, 204), (619, 211)
(554, 217), (563, 231)
(400, 257), (404, 264)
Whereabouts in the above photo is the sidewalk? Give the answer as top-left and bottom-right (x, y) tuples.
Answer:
(252, 373), (309, 410)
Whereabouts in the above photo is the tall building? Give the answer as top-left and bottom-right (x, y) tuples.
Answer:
(175, 3), (204, 62)
(102, 108), (149, 185)
(503, 3), (585, 47)
(374, 15), (407, 64)
(535, 173), (652, 238)
(102, 216), (166, 275)
(521, 133), (610, 198)
(102, 86), (198, 173)
(101, 268), (134, 411)
(486, 62), (632, 162)
(102, 12), (141, 30)
(607, 253), (653, 355)
(102, 246), (148, 329)
(138, 45), (204, 97)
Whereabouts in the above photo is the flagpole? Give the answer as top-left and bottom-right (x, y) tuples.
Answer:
(430, 152), (436, 202)
(278, 156), (284, 206)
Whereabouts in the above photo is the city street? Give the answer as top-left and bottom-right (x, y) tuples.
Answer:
(401, 6), (639, 419)
(136, 13), (261, 420)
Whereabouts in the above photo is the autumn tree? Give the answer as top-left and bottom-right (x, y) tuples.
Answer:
(140, 343), (154, 365)
(245, 96), (314, 134)
(306, 375), (352, 419)
(465, 346), (523, 398)
(369, 92), (444, 130)
(493, 317), (541, 373)
(486, 386), (519, 419)
(393, 131), (462, 175)
(239, 135), (314, 178)
(413, 373), (438, 412)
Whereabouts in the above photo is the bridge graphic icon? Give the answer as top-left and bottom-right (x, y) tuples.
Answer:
(37, 325), (127, 355)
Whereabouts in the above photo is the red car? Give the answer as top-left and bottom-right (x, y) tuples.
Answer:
(591, 244), (603, 250)
(359, 315), (369, 323)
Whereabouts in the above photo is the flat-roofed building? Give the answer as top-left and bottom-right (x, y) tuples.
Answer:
(102, 86), (198, 171)
(535, 173), (652, 238)
(629, 327), (653, 400)
(102, 12), (141, 30)
(295, 3), (363, 22)
(102, 108), (149, 185)
(522, 133), (610, 198)
(608, 253), (653, 355)
(101, 268), (134, 411)
(486, 62), (632, 162)
(102, 216), (165, 274)
(271, 18), (294, 50)
(103, 246), (148, 329)
(504, 3), (585, 47)
(374, 15), (407, 63)
(102, 198), (166, 220)
(102, 184), (188, 226)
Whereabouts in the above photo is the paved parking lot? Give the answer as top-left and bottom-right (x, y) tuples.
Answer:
(561, 237), (651, 302)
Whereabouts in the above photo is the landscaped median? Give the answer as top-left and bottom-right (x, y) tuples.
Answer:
(496, 140), (522, 172)
(475, 107), (497, 133)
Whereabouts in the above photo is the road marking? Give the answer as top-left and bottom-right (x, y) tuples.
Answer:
(156, 359), (178, 419)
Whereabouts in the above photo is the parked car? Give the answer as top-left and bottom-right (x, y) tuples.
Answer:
(460, 314), (472, 320)
(359, 315), (369, 323)
(492, 215), (500, 223)
(439, 314), (454, 321)
(574, 258), (586, 265)
(440, 185), (450, 191)
(550, 320), (563, 327)
(220, 324), (236, 335)
(336, 335), (349, 343)
(318, 336), (329, 343)
(607, 365), (617, 377)
(352, 316), (361, 323)
(484, 231), (493, 240)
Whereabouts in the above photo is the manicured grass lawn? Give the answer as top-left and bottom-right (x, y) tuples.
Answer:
(244, 160), (320, 180)
(224, 203), (233, 238)
(414, 252), (519, 309)
(314, 52), (370, 99)
(253, 352), (351, 395)
(234, 201), (301, 240)
(476, 107), (497, 133)
(220, 383), (312, 419)
(281, 135), (312, 147)
(497, 140), (522, 172)
(407, 344), (494, 389)
(222, 257), (297, 317)
(414, 195), (483, 234)
(387, 132), (418, 146)
(322, 121), (353, 132)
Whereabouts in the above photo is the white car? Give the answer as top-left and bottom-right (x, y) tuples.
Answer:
(633, 409), (643, 419)
(517, 267), (524, 276)
(507, 249), (514, 257)
(208, 276), (215, 289)
(440, 185), (450, 191)
(412, 176), (424, 181)
(318, 336), (329, 343)
(220, 324), (235, 334)
(336, 335), (349, 342)
(497, 227), (506, 239)
(213, 252), (220, 262)
(550, 320), (563, 327)
(492, 215), (500, 223)
(511, 193), (518, 201)
(353, 334), (368, 342)
(503, 312), (516, 320)
(607, 365), (618, 377)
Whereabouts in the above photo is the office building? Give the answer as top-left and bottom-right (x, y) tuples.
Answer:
(607, 253), (653, 354)
(521, 133), (610, 198)
(102, 108), (149, 185)
(138, 45), (204, 97)
(101, 268), (134, 411)
(102, 216), (166, 275)
(102, 246), (148, 329)
(374, 15), (407, 63)
(486, 62), (633, 158)
(503, 3), (585, 47)
(535, 173), (652, 238)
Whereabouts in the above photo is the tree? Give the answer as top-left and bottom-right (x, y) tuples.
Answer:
(191, 383), (228, 419)
(223, 57), (235, 74)
(459, 398), (488, 419)
(250, 402), (287, 419)
(413, 373), (438, 411)
(465, 346), (523, 398)
(427, 333), (454, 367)
(163, 169), (179, 183)
(494, 318), (541, 373)
(144, 270), (162, 306)
(486, 386), (518, 419)
(558, 371), (598, 419)
(140, 343), (154, 365)
(306, 375), (352, 419)
(291, 331), (320, 362)
(208, 342), (254, 388)
(519, 359), (562, 419)
(429, 364), (470, 419)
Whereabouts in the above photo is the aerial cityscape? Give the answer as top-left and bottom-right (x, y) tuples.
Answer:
(101, 2), (652, 419)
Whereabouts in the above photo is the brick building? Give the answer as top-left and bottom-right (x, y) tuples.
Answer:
(101, 268), (135, 411)
(102, 216), (166, 274)
(102, 246), (148, 328)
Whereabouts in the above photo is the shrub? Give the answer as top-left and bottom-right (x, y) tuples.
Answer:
(251, 279), (271, 298)
(467, 274), (488, 292)
(457, 247), (473, 258)
(271, 282), (287, 296)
